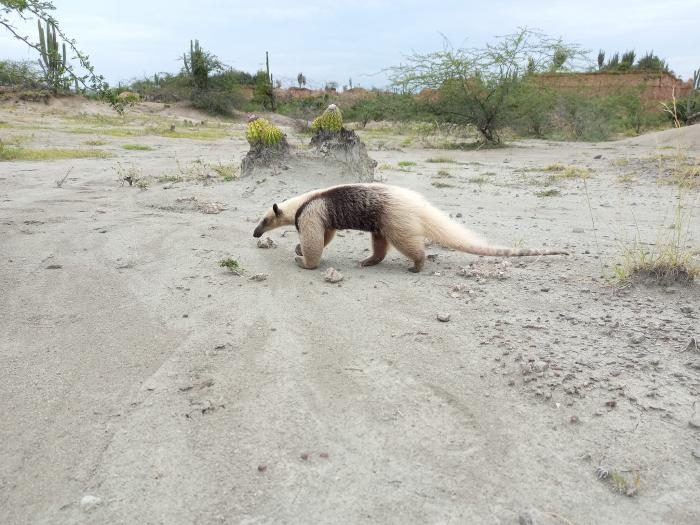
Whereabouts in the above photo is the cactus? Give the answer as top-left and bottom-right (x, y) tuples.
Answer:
(693, 69), (699, 91)
(311, 104), (343, 133)
(37, 19), (67, 93)
(183, 39), (209, 92)
(246, 118), (283, 146)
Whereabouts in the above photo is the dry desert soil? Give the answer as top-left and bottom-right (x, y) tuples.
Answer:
(1, 98), (699, 524)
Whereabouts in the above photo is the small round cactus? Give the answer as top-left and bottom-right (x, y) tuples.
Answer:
(246, 118), (283, 146)
(311, 104), (343, 132)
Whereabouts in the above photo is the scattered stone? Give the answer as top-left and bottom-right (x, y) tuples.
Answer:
(689, 415), (700, 429)
(182, 313), (189, 318)
(692, 449), (700, 460)
(631, 334), (645, 345)
(249, 273), (268, 282)
(257, 464), (267, 472)
(540, 287), (550, 292)
(593, 154), (602, 159)
(570, 415), (580, 424)
(684, 338), (698, 353)
(605, 400), (617, 409)
(572, 227), (585, 233)
(256, 237), (276, 249)
(80, 495), (102, 512)
(680, 305), (693, 314)
(324, 267), (344, 283)
(319, 452), (329, 459)
(437, 313), (451, 322)
(46, 264), (62, 270)
(300, 453), (309, 461)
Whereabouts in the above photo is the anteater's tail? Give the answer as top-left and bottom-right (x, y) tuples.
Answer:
(417, 200), (568, 257)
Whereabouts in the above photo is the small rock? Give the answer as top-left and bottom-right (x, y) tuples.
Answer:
(631, 334), (644, 345)
(540, 287), (550, 292)
(437, 313), (451, 322)
(692, 449), (700, 460)
(324, 267), (344, 283)
(80, 495), (102, 512)
(570, 415), (580, 424)
(249, 273), (268, 282)
(689, 416), (700, 429)
(46, 264), (62, 270)
(455, 212), (463, 218)
(680, 305), (693, 314)
(572, 227), (585, 233)
(605, 400), (617, 408)
(256, 237), (276, 249)
(182, 313), (189, 318)
(257, 464), (267, 472)
(300, 453), (309, 461)
(319, 452), (329, 459)
(593, 154), (602, 159)
(684, 338), (698, 353)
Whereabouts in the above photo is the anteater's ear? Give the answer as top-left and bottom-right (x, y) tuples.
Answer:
(273, 203), (281, 216)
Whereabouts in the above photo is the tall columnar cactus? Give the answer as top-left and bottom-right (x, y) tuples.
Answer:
(183, 39), (209, 92)
(311, 104), (343, 133)
(693, 69), (699, 91)
(37, 19), (67, 93)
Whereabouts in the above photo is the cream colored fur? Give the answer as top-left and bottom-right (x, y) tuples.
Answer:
(253, 184), (568, 272)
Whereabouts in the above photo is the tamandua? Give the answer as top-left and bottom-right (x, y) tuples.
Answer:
(252, 183), (568, 272)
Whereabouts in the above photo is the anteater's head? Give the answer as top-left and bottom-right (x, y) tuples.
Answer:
(253, 203), (285, 238)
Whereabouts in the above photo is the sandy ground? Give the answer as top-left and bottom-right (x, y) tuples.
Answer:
(1, 99), (699, 525)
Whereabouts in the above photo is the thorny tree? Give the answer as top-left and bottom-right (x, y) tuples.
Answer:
(0, 0), (125, 112)
(389, 28), (586, 144)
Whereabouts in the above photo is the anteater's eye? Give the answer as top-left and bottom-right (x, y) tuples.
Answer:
(262, 218), (268, 225)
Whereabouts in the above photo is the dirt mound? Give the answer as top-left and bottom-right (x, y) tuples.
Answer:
(622, 124), (700, 149)
(309, 128), (377, 182)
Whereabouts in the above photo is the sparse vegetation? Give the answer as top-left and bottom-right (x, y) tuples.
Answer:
(0, 141), (112, 161)
(245, 118), (283, 146)
(426, 157), (458, 163)
(397, 160), (416, 167)
(122, 143), (153, 151)
(83, 139), (108, 146)
(114, 162), (143, 187)
(219, 257), (243, 275)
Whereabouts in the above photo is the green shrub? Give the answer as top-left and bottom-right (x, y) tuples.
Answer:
(0, 60), (43, 89)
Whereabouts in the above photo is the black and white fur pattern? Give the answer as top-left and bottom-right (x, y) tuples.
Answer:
(253, 183), (568, 272)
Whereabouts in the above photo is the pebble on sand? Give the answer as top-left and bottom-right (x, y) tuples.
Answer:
(80, 495), (102, 512)
(324, 268), (344, 283)
(437, 313), (451, 322)
(256, 237), (276, 249)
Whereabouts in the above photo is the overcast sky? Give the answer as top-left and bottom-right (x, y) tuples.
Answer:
(2, 0), (699, 88)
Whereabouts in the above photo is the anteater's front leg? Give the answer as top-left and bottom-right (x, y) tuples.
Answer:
(295, 223), (326, 269)
(296, 229), (336, 257)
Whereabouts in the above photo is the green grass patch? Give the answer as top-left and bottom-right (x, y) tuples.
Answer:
(468, 176), (487, 184)
(543, 164), (592, 179)
(0, 145), (112, 161)
(83, 139), (108, 146)
(122, 143), (154, 151)
(158, 175), (183, 184)
(426, 156), (458, 163)
(397, 160), (417, 167)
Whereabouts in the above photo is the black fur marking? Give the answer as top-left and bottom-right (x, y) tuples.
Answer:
(295, 185), (388, 232)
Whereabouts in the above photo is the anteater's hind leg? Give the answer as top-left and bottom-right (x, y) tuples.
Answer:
(389, 234), (426, 273)
(360, 232), (389, 267)
(296, 229), (336, 256)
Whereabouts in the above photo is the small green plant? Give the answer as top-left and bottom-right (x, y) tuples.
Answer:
(617, 172), (636, 183)
(122, 143), (154, 151)
(83, 139), (108, 146)
(245, 118), (283, 146)
(212, 161), (239, 181)
(0, 142), (112, 161)
(158, 174), (183, 184)
(435, 169), (452, 178)
(311, 104), (343, 132)
(468, 176), (487, 184)
(610, 158), (629, 167)
(397, 160), (417, 167)
(426, 157), (458, 163)
(378, 163), (394, 170)
(219, 257), (243, 275)
(115, 162), (143, 187)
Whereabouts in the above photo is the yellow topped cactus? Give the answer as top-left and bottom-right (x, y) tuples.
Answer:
(246, 117), (284, 146)
(311, 104), (343, 132)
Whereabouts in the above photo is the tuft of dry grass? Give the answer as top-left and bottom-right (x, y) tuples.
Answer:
(0, 144), (112, 161)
